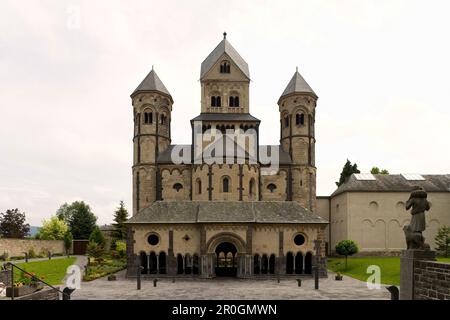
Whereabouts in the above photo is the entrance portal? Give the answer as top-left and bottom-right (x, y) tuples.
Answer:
(215, 242), (238, 277)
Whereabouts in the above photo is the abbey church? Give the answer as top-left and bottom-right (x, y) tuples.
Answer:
(125, 34), (329, 278)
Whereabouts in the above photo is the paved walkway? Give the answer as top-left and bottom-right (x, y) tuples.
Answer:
(72, 271), (390, 300)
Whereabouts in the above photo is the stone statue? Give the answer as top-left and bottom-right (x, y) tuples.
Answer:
(404, 186), (431, 250)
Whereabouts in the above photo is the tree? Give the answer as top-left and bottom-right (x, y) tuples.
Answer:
(336, 160), (360, 187)
(435, 225), (450, 257)
(38, 216), (68, 240)
(56, 203), (72, 223)
(67, 201), (97, 240)
(335, 240), (359, 268)
(89, 226), (105, 247)
(370, 167), (389, 175)
(0, 209), (30, 238)
(63, 231), (73, 255)
(113, 201), (129, 241)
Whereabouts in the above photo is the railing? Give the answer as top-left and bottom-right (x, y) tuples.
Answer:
(3, 262), (71, 300)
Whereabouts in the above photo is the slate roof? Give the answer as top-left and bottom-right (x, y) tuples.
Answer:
(131, 68), (172, 99)
(156, 144), (292, 165)
(126, 201), (328, 224)
(200, 38), (250, 80)
(191, 113), (260, 122)
(331, 174), (450, 197)
(279, 70), (317, 101)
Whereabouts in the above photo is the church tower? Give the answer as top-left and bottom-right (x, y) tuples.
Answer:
(278, 68), (318, 212)
(131, 68), (173, 215)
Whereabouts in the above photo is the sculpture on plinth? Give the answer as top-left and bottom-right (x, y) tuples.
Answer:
(403, 186), (431, 250)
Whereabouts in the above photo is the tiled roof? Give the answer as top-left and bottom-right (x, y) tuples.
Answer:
(279, 70), (317, 101)
(200, 39), (250, 80)
(126, 201), (328, 224)
(331, 174), (450, 197)
(131, 68), (172, 98)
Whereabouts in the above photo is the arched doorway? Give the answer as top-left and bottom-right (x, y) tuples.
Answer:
(215, 242), (237, 277)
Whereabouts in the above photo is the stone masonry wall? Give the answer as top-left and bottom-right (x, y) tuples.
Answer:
(414, 260), (450, 300)
(0, 239), (64, 258)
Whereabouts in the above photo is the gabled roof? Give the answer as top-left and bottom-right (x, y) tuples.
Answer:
(331, 174), (450, 197)
(126, 201), (328, 224)
(279, 69), (317, 102)
(131, 68), (172, 100)
(200, 37), (250, 80)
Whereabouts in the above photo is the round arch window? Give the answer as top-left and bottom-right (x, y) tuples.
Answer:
(294, 234), (306, 246)
(147, 234), (160, 246)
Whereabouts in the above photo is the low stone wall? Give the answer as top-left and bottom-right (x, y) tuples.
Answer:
(15, 287), (60, 300)
(0, 239), (64, 258)
(414, 260), (450, 300)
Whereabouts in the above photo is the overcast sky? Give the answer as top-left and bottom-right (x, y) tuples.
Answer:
(1, 0), (449, 226)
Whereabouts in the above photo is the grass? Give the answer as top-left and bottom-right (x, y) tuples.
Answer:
(84, 255), (127, 281)
(328, 256), (450, 286)
(13, 257), (76, 285)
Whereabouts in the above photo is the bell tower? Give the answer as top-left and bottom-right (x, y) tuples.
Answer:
(278, 68), (318, 212)
(131, 67), (173, 215)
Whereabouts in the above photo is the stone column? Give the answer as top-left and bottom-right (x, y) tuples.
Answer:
(167, 230), (177, 276)
(400, 249), (436, 300)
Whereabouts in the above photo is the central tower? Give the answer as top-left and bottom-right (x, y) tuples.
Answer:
(200, 33), (251, 114)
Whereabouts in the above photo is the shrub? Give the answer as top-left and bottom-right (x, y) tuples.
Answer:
(335, 240), (359, 268)
(86, 242), (104, 259)
(115, 240), (126, 259)
(28, 248), (37, 259)
(63, 231), (73, 255)
(89, 227), (105, 247)
(435, 225), (450, 257)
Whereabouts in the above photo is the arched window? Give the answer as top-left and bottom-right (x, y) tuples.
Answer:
(222, 177), (230, 193)
(269, 254), (276, 274)
(196, 179), (202, 194)
(267, 183), (277, 193)
(140, 251), (148, 274)
(160, 114), (167, 125)
(144, 112), (153, 124)
(184, 254), (192, 275)
(159, 252), (167, 274)
(220, 61), (230, 73)
(211, 96), (221, 107)
(286, 252), (294, 274)
(177, 254), (184, 274)
(193, 254), (199, 275)
(261, 254), (269, 274)
(253, 254), (260, 274)
(295, 252), (303, 274)
(305, 252), (313, 274)
(249, 178), (255, 197)
(229, 96), (240, 107)
(296, 113), (305, 126)
(173, 183), (183, 192)
(284, 116), (290, 128)
(149, 251), (157, 274)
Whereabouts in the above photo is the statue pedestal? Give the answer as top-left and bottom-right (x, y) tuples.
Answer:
(400, 249), (436, 300)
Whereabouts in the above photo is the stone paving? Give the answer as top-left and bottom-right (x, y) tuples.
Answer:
(72, 270), (390, 300)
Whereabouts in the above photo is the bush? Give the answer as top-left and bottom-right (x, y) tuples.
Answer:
(63, 231), (73, 255)
(89, 227), (105, 247)
(435, 225), (450, 257)
(86, 242), (104, 259)
(335, 240), (359, 268)
(28, 248), (37, 259)
(115, 240), (126, 259)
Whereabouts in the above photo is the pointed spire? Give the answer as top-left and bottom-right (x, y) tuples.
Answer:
(131, 67), (172, 101)
(200, 35), (250, 80)
(279, 68), (317, 101)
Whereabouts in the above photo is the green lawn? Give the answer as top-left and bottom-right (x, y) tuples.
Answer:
(13, 257), (76, 285)
(328, 256), (450, 286)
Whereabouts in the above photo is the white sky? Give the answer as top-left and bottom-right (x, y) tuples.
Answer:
(1, 0), (449, 226)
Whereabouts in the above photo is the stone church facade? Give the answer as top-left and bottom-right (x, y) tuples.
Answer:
(125, 34), (328, 278)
